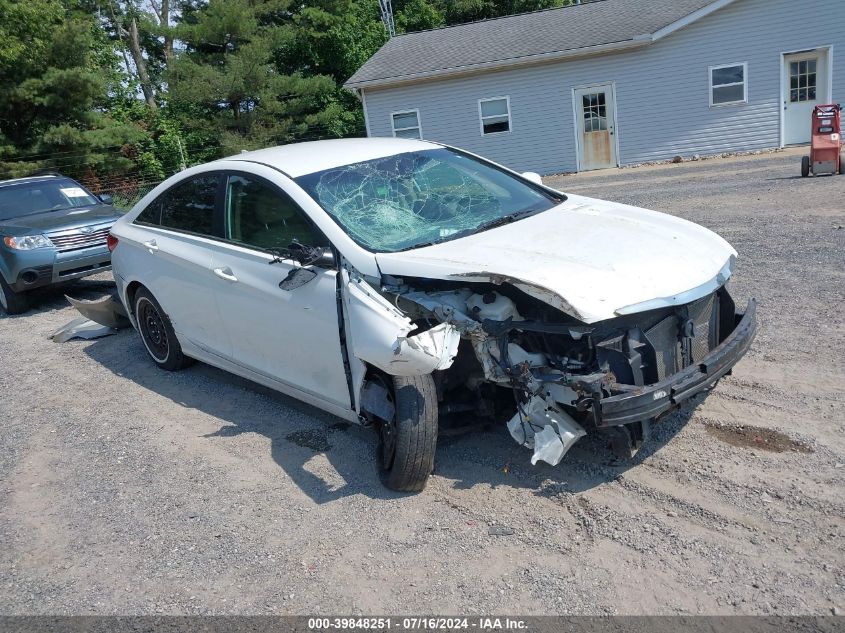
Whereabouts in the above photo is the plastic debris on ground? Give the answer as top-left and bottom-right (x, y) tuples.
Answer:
(50, 294), (131, 342)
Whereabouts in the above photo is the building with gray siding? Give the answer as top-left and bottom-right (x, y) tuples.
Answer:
(345, 0), (844, 174)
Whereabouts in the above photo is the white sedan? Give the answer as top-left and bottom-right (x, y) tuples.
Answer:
(109, 138), (756, 492)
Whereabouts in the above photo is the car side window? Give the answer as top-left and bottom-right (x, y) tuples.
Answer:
(224, 174), (325, 251)
(134, 200), (161, 226)
(135, 175), (219, 237)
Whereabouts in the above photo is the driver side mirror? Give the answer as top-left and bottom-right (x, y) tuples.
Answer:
(521, 172), (543, 185)
(99, 193), (114, 205)
(288, 242), (335, 268)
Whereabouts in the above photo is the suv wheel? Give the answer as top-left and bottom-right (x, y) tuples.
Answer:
(134, 287), (194, 371)
(0, 275), (29, 315)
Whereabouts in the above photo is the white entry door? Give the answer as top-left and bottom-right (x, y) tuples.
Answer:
(574, 85), (618, 171)
(783, 50), (829, 145)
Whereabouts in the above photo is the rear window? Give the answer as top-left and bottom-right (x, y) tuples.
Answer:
(0, 179), (100, 221)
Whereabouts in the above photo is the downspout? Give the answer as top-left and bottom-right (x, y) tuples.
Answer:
(360, 89), (372, 137)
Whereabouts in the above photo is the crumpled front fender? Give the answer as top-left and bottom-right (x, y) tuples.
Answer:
(344, 276), (460, 376)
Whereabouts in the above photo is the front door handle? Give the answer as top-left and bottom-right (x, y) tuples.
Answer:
(213, 266), (238, 282)
(143, 239), (158, 253)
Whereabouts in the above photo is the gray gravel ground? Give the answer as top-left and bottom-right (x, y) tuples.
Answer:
(1, 147), (843, 615)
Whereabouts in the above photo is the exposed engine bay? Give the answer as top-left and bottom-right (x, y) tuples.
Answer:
(350, 270), (754, 466)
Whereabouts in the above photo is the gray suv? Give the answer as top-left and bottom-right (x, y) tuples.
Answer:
(0, 174), (122, 314)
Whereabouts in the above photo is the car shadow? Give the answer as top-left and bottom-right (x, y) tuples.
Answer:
(434, 401), (700, 496)
(764, 173), (839, 181)
(83, 331), (402, 503)
(82, 330), (700, 504)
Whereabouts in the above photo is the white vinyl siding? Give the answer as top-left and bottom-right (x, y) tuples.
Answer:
(364, 0), (844, 174)
(391, 109), (422, 138)
(710, 62), (747, 106)
(478, 96), (511, 135)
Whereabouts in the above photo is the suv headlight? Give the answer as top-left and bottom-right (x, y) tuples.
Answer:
(2, 235), (55, 250)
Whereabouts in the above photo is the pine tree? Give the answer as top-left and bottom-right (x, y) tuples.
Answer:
(0, 0), (146, 179)
(167, 0), (361, 155)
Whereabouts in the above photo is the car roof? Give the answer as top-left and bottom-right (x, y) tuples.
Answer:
(223, 137), (443, 178)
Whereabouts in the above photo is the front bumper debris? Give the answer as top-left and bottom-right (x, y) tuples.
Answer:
(507, 395), (586, 466)
(65, 294), (130, 329)
(50, 294), (131, 343)
(594, 299), (757, 426)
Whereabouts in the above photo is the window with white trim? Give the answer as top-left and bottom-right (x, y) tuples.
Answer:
(789, 59), (817, 102)
(391, 110), (421, 139)
(709, 63), (747, 106)
(478, 97), (511, 135)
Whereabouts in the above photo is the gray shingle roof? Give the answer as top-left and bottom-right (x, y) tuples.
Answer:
(346, 0), (722, 88)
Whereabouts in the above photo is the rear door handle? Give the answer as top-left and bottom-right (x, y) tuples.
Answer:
(143, 239), (158, 253)
(213, 266), (238, 282)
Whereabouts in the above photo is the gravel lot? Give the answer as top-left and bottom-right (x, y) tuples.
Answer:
(1, 148), (843, 616)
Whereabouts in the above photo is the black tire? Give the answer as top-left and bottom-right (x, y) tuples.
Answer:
(839, 153), (845, 175)
(377, 374), (438, 492)
(133, 287), (194, 371)
(0, 274), (29, 315)
(605, 419), (651, 460)
(801, 155), (810, 177)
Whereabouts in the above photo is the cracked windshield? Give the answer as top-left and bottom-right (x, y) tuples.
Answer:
(295, 148), (563, 252)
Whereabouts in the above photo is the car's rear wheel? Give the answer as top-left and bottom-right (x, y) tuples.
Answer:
(801, 155), (810, 177)
(134, 287), (193, 371)
(0, 275), (29, 315)
(376, 374), (438, 492)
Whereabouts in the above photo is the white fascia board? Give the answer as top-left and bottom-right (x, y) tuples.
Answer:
(650, 0), (739, 42)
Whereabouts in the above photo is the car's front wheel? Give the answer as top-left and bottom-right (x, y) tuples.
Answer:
(0, 275), (29, 315)
(377, 374), (438, 492)
(134, 287), (194, 371)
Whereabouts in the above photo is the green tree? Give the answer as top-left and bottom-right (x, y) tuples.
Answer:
(395, 0), (445, 32)
(393, 0), (579, 30)
(0, 0), (146, 179)
(0, 0), (588, 185)
(278, 0), (388, 85)
(167, 0), (362, 154)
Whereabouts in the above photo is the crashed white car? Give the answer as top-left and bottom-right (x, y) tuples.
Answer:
(109, 138), (756, 491)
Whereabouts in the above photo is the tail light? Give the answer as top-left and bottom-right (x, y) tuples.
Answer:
(107, 233), (119, 252)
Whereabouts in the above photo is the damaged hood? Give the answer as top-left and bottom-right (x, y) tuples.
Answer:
(375, 194), (737, 323)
